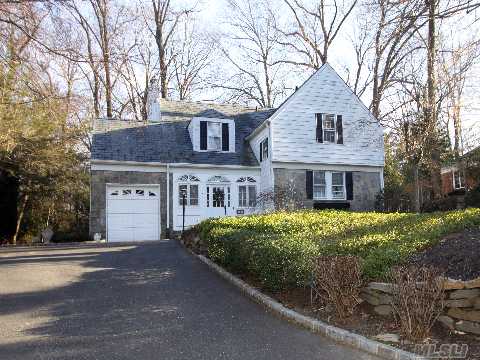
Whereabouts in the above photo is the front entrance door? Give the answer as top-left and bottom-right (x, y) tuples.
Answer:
(206, 185), (233, 218)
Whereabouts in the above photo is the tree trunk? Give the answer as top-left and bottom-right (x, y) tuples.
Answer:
(426, 0), (442, 199)
(413, 164), (421, 212)
(453, 101), (462, 159)
(12, 193), (28, 245)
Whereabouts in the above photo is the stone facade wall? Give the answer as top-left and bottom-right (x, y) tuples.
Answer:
(361, 278), (480, 335)
(351, 172), (382, 211)
(90, 170), (173, 239)
(273, 168), (381, 211)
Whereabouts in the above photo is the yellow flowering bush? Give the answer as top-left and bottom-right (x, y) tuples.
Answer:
(196, 209), (480, 290)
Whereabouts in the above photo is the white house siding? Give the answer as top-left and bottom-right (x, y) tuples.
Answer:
(171, 167), (260, 231)
(248, 126), (274, 193)
(269, 64), (384, 167)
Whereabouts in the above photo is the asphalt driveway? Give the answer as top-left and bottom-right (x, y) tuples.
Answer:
(0, 240), (380, 360)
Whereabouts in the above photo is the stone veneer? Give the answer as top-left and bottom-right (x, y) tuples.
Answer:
(273, 168), (382, 211)
(90, 170), (173, 239)
(362, 278), (480, 335)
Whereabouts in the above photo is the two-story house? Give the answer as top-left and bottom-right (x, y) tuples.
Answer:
(90, 64), (385, 242)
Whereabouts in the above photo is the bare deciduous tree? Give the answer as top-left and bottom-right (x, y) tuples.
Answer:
(171, 19), (214, 100)
(149, 0), (192, 99)
(214, 0), (286, 107)
(63, 0), (131, 118)
(277, 0), (357, 69)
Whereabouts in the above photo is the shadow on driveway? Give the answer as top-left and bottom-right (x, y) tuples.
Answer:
(0, 240), (379, 360)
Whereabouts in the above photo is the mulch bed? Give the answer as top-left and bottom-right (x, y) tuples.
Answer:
(408, 227), (480, 280)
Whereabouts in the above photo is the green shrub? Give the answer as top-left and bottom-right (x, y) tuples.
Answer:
(197, 209), (480, 290)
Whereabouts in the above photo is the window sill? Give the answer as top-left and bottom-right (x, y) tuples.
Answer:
(312, 198), (347, 202)
(315, 142), (344, 145)
(197, 149), (233, 153)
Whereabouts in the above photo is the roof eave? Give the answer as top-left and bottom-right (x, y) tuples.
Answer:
(245, 119), (271, 141)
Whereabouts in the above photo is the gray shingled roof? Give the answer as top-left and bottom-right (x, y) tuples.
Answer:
(91, 100), (275, 166)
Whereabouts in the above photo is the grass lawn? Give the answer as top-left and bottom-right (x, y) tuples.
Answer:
(196, 208), (480, 290)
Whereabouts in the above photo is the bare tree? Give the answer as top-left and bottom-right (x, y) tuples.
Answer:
(149, 0), (193, 99)
(439, 40), (479, 158)
(115, 11), (158, 121)
(214, 0), (286, 107)
(171, 18), (215, 100)
(276, 0), (357, 69)
(344, 18), (374, 97)
(367, 0), (427, 120)
(62, 0), (132, 118)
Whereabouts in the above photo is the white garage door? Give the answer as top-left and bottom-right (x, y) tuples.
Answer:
(106, 185), (160, 242)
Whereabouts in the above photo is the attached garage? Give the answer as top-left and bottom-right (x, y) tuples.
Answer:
(106, 185), (160, 242)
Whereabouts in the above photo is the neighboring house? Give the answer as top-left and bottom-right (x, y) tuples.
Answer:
(90, 64), (385, 242)
(441, 145), (480, 196)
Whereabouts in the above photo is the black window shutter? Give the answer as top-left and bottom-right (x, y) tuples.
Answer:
(200, 121), (207, 150)
(346, 172), (353, 200)
(259, 142), (263, 162)
(316, 113), (323, 143)
(222, 123), (229, 151)
(306, 170), (313, 199)
(336, 115), (343, 144)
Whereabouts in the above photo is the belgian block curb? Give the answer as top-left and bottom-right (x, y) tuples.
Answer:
(197, 255), (426, 360)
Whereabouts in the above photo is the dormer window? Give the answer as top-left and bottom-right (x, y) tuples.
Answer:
(208, 122), (222, 150)
(199, 120), (230, 151)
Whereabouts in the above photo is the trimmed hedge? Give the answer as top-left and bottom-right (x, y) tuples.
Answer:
(196, 209), (480, 291)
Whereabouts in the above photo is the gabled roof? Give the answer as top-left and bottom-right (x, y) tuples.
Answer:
(246, 63), (381, 140)
(91, 100), (275, 166)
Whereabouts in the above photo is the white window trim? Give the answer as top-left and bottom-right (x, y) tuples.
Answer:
(313, 171), (327, 200)
(178, 183), (199, 207)
(323, 114), (336, 144)
(238, 184), (257, 208)
(312, 171), (346, 200)
(331, 171), (346, 200)
(260, 138), (269, 161)
(197, 119), (234, 153)
(207, 121), (222, 151)
(452, 170), (465, 190)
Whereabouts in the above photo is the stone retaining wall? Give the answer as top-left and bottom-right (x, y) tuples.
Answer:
(361, 278), (480, 335)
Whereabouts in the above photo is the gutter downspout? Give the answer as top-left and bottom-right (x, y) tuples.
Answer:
(166, 163), (170, 238)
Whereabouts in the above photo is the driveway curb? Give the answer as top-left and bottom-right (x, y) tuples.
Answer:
(197, 254), (426, 360)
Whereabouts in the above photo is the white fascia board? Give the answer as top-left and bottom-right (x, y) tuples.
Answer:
(91, 159), (260, 171)
(170, 166), (260, 176)
(246, 66), (328, 141)
(91, 160), (167, 172)
(246, 120), (270, 141)
(272, 161), (383, 173)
